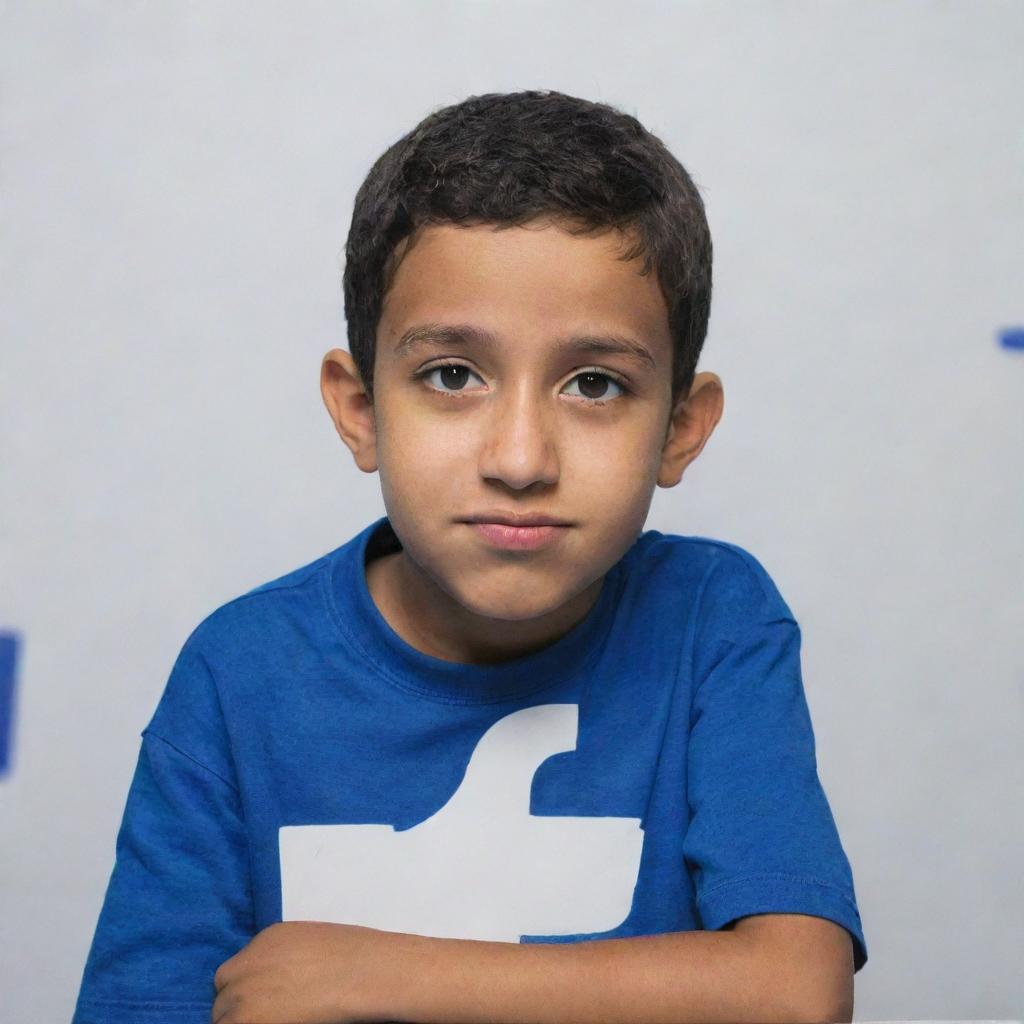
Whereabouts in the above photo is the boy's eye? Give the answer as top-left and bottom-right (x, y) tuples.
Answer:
(416, 363), (628, 404)
(562, 372), (626, 403)
(419, 364), (484, 394)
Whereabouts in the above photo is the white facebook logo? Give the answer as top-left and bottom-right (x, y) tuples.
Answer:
(279, 703), (644, 940)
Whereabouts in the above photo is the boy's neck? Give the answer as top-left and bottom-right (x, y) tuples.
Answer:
(364, 548), (604, 667)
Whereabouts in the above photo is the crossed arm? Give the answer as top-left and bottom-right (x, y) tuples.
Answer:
(212, 912), (854, 1024)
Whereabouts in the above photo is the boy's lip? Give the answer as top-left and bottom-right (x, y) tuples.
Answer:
(468, 522), (566, 551)
(461, 510), (573, 527)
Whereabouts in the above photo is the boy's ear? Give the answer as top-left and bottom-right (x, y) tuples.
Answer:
(320, 348), (378, 473)
(657, 371), (724, 488)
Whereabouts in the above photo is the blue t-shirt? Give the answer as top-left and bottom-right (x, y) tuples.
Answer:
(73, 516), (868, 1023)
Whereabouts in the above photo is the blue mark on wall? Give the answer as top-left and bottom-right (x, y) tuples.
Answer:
(998, 327), (1024, 350)
(0, 631), (20, 778)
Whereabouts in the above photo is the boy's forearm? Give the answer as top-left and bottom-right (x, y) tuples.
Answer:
(388, 927), (829, 1024)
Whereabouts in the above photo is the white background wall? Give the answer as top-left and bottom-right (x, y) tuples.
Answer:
(2, 2), (1021, 1020)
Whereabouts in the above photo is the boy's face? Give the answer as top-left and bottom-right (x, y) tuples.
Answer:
(323, 219), (721, 656)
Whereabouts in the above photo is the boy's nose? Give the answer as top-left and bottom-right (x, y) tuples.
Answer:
(477, 385), (559, 492)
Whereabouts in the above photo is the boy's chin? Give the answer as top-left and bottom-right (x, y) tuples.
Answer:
(450, 587), (568, 624)
(447, 571), (597, 626)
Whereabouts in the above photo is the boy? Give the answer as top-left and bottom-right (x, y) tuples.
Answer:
(73, 90), (867, 1024)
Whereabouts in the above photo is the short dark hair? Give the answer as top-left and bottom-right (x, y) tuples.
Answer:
(343, 89), (712, 407)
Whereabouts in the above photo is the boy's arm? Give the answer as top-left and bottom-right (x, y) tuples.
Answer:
(73, 641), (255, 1024)
(386, 911), (852, 1024)
(211, 911), (852, 1024)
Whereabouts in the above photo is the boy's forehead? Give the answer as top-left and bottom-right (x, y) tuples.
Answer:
(378, 221), (672, 362)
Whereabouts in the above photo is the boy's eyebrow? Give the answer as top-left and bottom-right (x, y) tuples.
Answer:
(394, 322), (657, 371)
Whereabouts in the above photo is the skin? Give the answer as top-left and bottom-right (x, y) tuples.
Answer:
(320, 217), (724, 665)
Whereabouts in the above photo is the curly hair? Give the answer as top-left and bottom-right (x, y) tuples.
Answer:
(343, 89), (712, 408)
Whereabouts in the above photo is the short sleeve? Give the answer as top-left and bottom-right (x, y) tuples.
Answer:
(682, 553), (868, 973)
(72, 642), (256, 1024)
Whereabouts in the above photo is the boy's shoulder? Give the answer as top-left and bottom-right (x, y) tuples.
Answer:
(179, 541), (348, 660)
(629, 529), (798, 635)
(176, 517), (386, 664)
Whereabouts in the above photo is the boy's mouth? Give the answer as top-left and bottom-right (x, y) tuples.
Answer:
(458, 511), (574, 551)
(461, 510), (573, 527)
